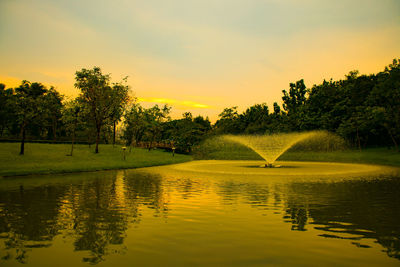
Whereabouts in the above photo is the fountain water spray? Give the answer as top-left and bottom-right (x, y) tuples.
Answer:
(224, 132), (317, 167)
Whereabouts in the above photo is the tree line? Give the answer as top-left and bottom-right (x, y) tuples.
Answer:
(213, 59), (400, 151)
(1, 59), (399, 155)
(0, 67), (212, 154)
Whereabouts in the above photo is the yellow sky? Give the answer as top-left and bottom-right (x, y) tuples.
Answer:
(1, 0), (399, 121)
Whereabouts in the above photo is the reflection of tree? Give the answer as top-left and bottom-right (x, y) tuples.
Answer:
(66, 174), (130, 264)
(170, 177), (209, 200)
(0, 184), (68, 263)
(61, 171), (167, 264)
(216, 181), (269, 207)
(283, 206), (308, 231)
(0, 170), (167, 264)
(282, 183), (311, 231)
(215, 176), (400, 261)
(283, 178), (400, 260)
(123, 171), (167, 218)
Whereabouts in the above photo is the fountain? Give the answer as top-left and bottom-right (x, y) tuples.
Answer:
(138, 130), (399, 185)
(223, 132), (318, 167)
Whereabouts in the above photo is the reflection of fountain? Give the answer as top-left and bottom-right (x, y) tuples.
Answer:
(224, 132), (317, 167)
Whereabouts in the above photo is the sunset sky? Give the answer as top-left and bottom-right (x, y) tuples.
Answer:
(1, 0), (399, 121)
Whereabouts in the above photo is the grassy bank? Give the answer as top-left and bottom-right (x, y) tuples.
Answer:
(280, 148), (400, 167)
(193, 136), (400, 167)
(0, 143), (192, 177)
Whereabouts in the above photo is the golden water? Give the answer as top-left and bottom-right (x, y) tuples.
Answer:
(0, 161), (399, 266)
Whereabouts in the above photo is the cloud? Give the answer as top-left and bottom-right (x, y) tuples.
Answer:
(138, 97), (211, 109)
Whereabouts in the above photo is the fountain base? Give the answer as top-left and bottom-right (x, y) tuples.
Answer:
(259, 163), (281, 168)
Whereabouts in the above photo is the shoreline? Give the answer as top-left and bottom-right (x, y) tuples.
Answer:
(0, 160), (193, 178)
(1, 143), (399, 178)
(0, 143), (192, 178)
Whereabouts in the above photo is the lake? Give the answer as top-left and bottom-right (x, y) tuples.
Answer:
(1, 160), (399, 266)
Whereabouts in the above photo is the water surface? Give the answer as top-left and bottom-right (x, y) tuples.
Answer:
(0, 161), (399, 266)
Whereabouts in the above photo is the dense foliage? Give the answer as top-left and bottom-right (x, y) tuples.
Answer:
(0, 59), (399, 154)
(212, 59), (400, 151)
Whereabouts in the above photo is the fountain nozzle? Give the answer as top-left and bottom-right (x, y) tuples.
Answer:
(259, 163), (281, 168)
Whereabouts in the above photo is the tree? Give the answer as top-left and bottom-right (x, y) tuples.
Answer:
(142, 104), (171, 150)
(282, 79), (308, 114)
(74, 67), (130, 153)
(273, 102), (281, 115)
(43, 87), (64, 141)
(240, 103), (269, 134)
(15, 81), (48, 155)
(0, 84), (16, 137)
(162, 113), (211, 153)
(367, 59), (400, 150)
(123, 104), (170, 151)
(108, 78), (130, 146)
(282, 79), (308, 130)
(62, 99), (82, 156)
(214, 106), (242, 134)
(123, 103), (147, 148)
(304, 80), (344, 131)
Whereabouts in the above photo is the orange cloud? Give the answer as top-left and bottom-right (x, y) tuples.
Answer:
(138, 97), (210, 109)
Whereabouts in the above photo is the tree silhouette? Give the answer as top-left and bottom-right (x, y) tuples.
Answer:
(15, 81), (47, 155)
(74, 67), (130, 153)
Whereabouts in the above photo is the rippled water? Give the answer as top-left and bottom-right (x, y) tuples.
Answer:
(0, 161), (399, 266)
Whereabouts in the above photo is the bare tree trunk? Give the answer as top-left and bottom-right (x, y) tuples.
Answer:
(19, 123), (26, 155)
(356, 127), (361, 151)
(70, 126), (76, 156)
(95, 124), (101, 153)
(113, 120), (116, 147)
(388, 130), (399, 152)
(129, 136), (134, 152)
(53, 117), (57, 141)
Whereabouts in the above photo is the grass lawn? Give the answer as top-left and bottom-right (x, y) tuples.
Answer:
(0, 142), (192, 177)
(280, 148), (400, 167)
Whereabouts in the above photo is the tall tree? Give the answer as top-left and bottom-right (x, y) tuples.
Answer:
(123, 103), (147, 148)
(240, 103), (269, 134)
(62, 99), (82, 156)
(74, 67), (130, 153)
(282, 79), (308, 114)
(273, 102), (281, 115)
(214, 106), (242, 134)
(282, 79), (308, 130)
(143, 104), (171, 150)
(43, 87), (64, 141)
(15, 81), (47, 155)
(108, 78), (130, 146)
(367, 59), (400, 150)
(0, 84), (16, 137)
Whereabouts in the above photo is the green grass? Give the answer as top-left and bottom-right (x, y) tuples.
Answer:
(280, 148), (400, 167)
(0, 143), (192, 177)
(193, 136), (400, 167)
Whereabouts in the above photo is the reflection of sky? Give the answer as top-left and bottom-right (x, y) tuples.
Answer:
(1, 0), (399, 120)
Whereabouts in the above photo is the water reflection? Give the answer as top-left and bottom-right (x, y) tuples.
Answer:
(0, 167), (399, 265)
(0, 183), (67, 263)
(288, 178), (400, 259)
(0, 171), (166, 264)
